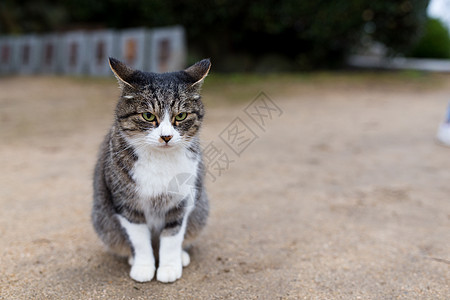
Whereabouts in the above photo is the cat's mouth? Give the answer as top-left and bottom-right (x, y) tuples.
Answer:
(157, 143), (176, 150)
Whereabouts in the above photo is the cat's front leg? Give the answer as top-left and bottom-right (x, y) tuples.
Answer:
(157, 214), (190, 283)
(117, 215), (155, 282)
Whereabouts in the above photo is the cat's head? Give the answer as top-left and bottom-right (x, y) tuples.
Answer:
(109, 58), (211, 152)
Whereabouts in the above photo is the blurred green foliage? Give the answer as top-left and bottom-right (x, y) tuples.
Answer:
(410, 18), (450, 59)
(0, 0), (66, 33)
(0, 0), (430, 70)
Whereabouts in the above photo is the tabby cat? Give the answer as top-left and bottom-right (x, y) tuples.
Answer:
(92, 58), (210, 283)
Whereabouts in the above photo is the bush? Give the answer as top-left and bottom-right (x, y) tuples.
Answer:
(410, 18), (450, 59)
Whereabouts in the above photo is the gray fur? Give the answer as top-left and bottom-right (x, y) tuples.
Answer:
(92, 58), (211, 258)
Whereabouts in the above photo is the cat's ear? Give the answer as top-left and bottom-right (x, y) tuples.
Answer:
(109, 57), (136, 89)
(184, 59), (211, 87)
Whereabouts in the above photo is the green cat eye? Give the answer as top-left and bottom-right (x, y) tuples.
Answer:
(142, 112), (156, 122)
(175, 112), (188, 121)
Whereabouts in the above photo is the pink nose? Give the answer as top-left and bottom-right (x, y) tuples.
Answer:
(160, 135), (173, 143)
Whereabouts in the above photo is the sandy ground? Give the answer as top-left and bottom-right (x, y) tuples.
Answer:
(0, 73), (449, 299)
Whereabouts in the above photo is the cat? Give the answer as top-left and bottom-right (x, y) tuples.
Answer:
(92, 57), (211, 283)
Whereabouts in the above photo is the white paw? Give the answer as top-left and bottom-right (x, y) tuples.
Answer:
(130, 264), (155, 282)
(128, 256), (134, 266)
(181, 250), (190, 267)
(157, 265), (182, 283)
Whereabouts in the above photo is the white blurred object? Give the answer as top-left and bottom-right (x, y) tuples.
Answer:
(347, 55), (450, 72)
(437, 123), (450, 146)
(428, 0), (450, 31)
(437, 102), (450, 146)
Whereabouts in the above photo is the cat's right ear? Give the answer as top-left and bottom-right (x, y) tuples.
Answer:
(184, 59), (211, 87)
(109, 57), (136, 89)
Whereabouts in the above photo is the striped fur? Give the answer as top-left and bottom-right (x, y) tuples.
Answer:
(92, 58), (210, 282)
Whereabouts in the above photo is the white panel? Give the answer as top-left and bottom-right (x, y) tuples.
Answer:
(118, 28), (149, 71)
(40, 34), (62, 74)
(87, 30), (119, 76)
(147, 26), (186, 73)
(60, 31), (89, 75)
(15, 35), (42, 74)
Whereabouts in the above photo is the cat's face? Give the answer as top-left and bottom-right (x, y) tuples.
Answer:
(109, 58), (210, 151)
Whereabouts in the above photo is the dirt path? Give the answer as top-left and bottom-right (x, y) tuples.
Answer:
(1, 74), (449, 299)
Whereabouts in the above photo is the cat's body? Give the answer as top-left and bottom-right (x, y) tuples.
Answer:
(92, 58), (210, 283)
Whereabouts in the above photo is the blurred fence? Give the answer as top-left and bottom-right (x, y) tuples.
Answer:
(347, 55), (450, 72)
(0, 26), (186, 76)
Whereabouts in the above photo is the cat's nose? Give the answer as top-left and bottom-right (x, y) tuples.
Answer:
(160, 135), (173, 143)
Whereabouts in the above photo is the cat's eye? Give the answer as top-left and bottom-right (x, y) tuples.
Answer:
(175, 112), (188, 121)
(142, 112), (156, 122)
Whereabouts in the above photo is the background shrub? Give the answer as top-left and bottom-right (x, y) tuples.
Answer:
(409, 17), (450, 59)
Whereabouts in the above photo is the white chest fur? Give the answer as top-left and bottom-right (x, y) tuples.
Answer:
(131, 148), (199, 212)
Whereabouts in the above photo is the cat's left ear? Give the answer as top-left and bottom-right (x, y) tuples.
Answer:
(184, 59), (211, 87)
